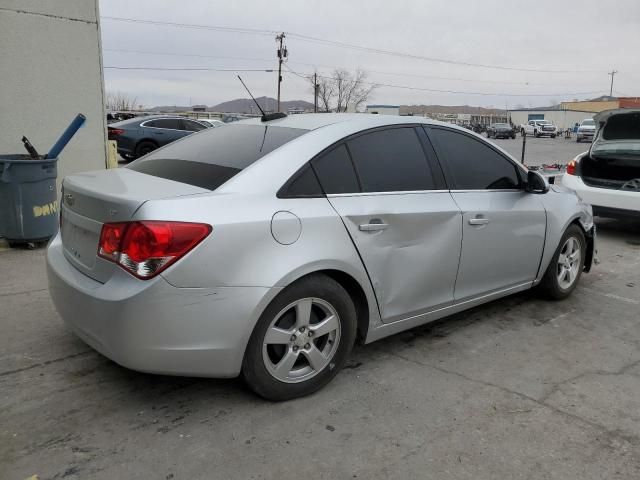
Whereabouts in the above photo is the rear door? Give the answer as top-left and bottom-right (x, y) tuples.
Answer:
(316, 126), (462, 322)
(427, 126), (546, 301)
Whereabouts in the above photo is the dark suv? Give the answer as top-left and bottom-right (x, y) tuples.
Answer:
(108, 116), (207, 160)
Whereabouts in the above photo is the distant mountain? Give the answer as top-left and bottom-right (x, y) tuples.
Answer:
(400, 104), (507, 115)
(211, 97), (314, 113)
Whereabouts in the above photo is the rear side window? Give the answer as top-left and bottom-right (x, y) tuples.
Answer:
(182, 120), (207, 132)
(428, 128), (520, 190)
(128, 125), (307, 190)
(279, 165), (323, 198)
(145, 118), (182, 130)
(311, 145), (360, 194)
(347, 127), (435, 192)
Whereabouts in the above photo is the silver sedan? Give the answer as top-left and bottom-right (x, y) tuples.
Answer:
(47, 114), (596, 400)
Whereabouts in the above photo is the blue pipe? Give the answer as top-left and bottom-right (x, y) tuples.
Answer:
(45, 113), (86, 159)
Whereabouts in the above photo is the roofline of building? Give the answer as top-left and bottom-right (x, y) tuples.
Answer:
(508, 109), (597, 113)
(366, 105), (400, 108)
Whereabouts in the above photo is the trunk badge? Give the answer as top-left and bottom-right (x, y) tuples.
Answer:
(64, 193), (75, 206)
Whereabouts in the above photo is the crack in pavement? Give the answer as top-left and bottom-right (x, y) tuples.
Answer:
(0, 350), (93, 377)
(385, 350), (640, 447)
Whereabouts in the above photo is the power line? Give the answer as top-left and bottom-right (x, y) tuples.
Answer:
(101, 16), (605, 74)
(284, 66), (603, 98)
(103, 47), (597, 87)
(105, 66), (274, 72)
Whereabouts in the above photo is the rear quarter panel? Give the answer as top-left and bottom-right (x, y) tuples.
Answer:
(134, 192), (381, 324)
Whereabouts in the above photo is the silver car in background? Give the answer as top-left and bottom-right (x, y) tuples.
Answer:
(47, 114), (595, 400)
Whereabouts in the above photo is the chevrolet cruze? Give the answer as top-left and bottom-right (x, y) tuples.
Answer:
(47, 114), (596, 400)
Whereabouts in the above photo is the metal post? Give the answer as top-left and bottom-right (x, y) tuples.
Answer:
(314, 73), (318, 113)
(521, 131), (527, 165)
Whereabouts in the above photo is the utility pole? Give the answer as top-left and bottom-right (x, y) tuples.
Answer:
(314, 72), (318, 113)
(608, 69), (618, 97)
(275, 32), (287, 112)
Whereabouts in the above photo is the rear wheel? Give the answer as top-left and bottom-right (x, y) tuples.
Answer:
(539, 225), (586, 300)
(242, 274), (357, 401)
(134, 140), (158, 159)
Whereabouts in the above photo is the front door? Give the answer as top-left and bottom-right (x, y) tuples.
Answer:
(311, 127), (462, 322)
(427, 126), (546, 302)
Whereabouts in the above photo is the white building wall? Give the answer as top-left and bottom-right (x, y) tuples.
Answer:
(0, 1), (107, 193)
(366, 106), (400, 116)
(509, 110), (595, 130)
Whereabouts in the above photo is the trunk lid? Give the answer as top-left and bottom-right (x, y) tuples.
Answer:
(60, 168), (209, 282)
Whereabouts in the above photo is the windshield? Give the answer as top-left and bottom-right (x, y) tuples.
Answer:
(493, 123), (510, 128)
(127, 124), (308, 190)
(536, 121), (550, 125)
(581, 119), (595, 126)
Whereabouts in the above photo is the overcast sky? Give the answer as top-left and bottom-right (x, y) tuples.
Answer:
(100, 0), (640, 109)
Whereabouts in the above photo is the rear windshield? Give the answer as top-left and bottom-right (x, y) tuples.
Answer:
(127, 124), (307, 190)
(602, 113), (640, 140)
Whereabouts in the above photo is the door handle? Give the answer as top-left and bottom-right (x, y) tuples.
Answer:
(359, 221), (389, 232)
(469, 217), (490, 225)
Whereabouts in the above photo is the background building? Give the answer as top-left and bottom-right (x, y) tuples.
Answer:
(560, 96), (640, 113)
(0, 1), (107, 192)
(366, 105), (400, 115)
(508, 107), (595, 130)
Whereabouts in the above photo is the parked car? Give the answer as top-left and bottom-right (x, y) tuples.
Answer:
(486, 123), (516, 139)
(521, 120), (558, 138)
(197, 118), (225, 128)
(107, 115), (208, 160)
(563, 108), (640, 218)
(576, 118), (596, 143)
(47, 114), (595, 400)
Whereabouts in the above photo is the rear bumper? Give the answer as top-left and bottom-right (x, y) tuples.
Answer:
(46, 234), (278, 378)
(562, 174), (640, 216)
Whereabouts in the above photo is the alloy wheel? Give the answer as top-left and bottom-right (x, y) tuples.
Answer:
(262, 298), (341, 383)
(557, 236), (581, 289)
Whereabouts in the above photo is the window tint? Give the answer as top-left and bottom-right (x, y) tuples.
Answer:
(347, 127), (435, 192)
(128, 125), (307, 190)
(311, 145), (360, 194)
(429, 128), (520, 190)
(183, 120), (207, 132)
(279, 165), (323, 198)
(145, 118), (182, 130)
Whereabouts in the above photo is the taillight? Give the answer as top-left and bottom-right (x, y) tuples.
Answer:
(108, 127), (124, 139)
(566, 160), (577, 175)
(98, 221), (211, 279)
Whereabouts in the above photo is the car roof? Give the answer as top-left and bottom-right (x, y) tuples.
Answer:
(109, 115), (187, 127)
(236, 113), (440, 131)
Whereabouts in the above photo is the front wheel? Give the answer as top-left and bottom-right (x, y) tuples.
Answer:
(242, 274), (357, 401)
(539, 225), (586, 300)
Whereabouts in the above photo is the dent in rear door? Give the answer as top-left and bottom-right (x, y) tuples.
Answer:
(328, 192), (462, 322)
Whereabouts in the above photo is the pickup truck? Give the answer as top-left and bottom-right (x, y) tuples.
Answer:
(520, 120), (558, 138)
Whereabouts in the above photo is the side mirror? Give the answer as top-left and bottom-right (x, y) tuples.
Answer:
(525, 170), (549, 194)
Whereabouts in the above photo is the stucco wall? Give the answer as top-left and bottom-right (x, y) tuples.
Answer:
(559, 100), (619, 113)
(0, 1), (107, 194)
(509, 110), (595, 130)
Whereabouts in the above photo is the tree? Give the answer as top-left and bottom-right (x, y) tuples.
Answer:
(106, 91), (140, 111)
(310, 69), (376, 112)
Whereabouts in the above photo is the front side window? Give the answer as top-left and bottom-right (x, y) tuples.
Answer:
(347, 127), (436, 192)
(428, 128), (521, 190)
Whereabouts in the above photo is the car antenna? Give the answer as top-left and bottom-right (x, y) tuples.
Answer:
(237, 75), (287, 123)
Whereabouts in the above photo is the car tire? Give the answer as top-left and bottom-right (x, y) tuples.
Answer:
(242, 274), (357, 401)
(551, 134), (557, 138)
(134, 140), (158, 159)
(539, 224), (586, 300)
(576, 137), (581, 143)
(534, 130), (539, 138)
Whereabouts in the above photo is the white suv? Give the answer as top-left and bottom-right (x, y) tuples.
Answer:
(576, 118), (596, 143)
(563, 109), (640, 218)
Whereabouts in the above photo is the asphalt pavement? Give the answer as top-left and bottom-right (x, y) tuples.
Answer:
(490, 134), (589, 167)
(2, 214), (640, 479)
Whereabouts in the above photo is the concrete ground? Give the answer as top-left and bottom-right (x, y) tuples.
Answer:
(1, 217), (639, 479)
(492, 134), (589, 167)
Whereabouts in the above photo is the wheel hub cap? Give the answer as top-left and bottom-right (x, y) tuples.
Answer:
(262, 298), (341, 384)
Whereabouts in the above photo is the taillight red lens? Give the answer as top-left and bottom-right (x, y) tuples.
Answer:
(566, 160), (576, 175)
(97, 221), (211, 279)
(107, 128), (124, 139)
